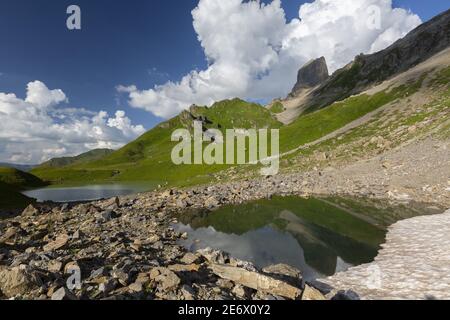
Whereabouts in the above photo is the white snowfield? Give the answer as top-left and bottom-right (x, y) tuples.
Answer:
(323, 209), (450, 300)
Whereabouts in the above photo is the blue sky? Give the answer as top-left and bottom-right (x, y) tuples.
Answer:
(1, 0), (448, 130)
(0, 0), (448, 163)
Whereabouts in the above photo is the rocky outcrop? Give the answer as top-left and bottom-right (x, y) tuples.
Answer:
(289, 8), (450, 112)
(290, 57), (329, 96)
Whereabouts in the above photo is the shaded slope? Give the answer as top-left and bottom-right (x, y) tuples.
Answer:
(0, 167), (46, 189)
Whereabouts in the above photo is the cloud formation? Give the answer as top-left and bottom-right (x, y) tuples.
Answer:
(0, 81), (145, 164)
(118, 0), (421, 119)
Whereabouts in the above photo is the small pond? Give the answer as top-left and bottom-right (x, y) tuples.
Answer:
(22, 183), (156, 203)
(173, 196), (442, 281)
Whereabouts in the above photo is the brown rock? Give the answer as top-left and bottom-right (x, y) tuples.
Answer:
(103, 196), (120, 209)
(180, 252), (200, 265)
(21, 204), (40, 217)
(301, 285), (327, 300)
(151, 268), (181, 291)
(128, 282), (143, 293)
(209, 264), (302, 300)
(0, 266), (42, 298)
(43, 234), (69, 252)
(168, 264), (200, 272)
(262, 264), (302, 280)
(48, 260), (63, 273)
(51, 287), (77, 300)
(0, 227), (19, 244)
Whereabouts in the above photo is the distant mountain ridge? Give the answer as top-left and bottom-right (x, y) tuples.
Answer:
(0, 163), (37, 172)
(0, 167), (46, 189)
(36, 149), (114, 169)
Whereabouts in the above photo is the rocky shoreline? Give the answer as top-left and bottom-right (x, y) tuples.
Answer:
(0, 195), (357, 300)
(0, 151), (448, 300)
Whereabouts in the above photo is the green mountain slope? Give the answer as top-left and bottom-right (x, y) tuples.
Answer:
(30, 64), (440, 187)
(32, 99), (282, 186)
(35, 148), (114, 169)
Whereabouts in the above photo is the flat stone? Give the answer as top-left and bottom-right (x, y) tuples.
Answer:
(180, 252), (199, 265)
(43, 234), (69, 252)
(168, 264), (200, 272)
(128, 282), (143, 293)
(60, 203), (70, 213)
(232, 284), (251, 298)
(209, 264), (302, 300)
(51, 287), (77, 300)
(262, 264), (302, 281)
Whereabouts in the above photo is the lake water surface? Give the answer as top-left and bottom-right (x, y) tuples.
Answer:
(173, 196), (441, 281)
(23, 184), (155, 203)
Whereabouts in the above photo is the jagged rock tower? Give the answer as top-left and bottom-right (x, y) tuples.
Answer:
(290, 57), (329, 96)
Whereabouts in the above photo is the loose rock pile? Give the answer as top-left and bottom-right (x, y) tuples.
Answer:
(0, 200), (354, 300)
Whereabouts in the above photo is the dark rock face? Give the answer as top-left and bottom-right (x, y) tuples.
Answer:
(310, 9), (450, 110)
(291, 57), (329, 95)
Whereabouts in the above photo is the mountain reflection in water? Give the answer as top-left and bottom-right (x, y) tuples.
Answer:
(173, 196), (439, 281)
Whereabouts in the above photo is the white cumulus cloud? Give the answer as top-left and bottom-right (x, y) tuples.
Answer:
(118, 0), (421, 119)
(25, 80), (68, 108)
(0, 81), (146, 164)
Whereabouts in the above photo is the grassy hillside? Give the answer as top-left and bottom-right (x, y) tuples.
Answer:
(31, 72), (428, 187)
(31, 72), (427, 188)
(32, 99), (282, 186)
(269, 102), (285, 114)
(0, 163), (36, 172)
(35, 148), (114, 169)
(279, 75), (425, 151)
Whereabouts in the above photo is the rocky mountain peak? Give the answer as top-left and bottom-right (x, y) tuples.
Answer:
(291, 56), (329, 95)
